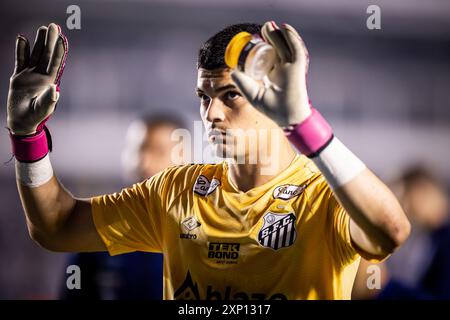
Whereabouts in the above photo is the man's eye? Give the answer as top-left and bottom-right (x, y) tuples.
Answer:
(198, 93), (210, 103)
(225, 91), (241, 101)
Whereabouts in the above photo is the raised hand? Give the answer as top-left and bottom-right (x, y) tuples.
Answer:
(7, 23), (68, 136)
(231, 21), (311, 128)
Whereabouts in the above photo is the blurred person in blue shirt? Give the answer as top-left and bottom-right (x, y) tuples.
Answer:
(352, 166), (450, 300)
(59, 113), (187, 299)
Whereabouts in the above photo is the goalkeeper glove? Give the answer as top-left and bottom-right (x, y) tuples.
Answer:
(7, 23), (68, 162)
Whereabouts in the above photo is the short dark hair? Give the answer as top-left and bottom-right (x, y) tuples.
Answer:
(390, 165), (445, 201)
(400, 165), (440, 190)
(140, 112), (187, 131)
(197, 23), (262, 70)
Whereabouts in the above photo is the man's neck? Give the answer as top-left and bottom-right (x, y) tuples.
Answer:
(227, 135), (297, 192)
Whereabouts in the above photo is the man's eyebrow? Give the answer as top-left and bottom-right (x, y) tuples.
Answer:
(195, 84), (237, 95)
(215, 84), (237, 93)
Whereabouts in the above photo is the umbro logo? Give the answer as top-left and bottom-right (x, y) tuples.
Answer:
(180, 216), (201, 240)
(182, 216), (201, 231)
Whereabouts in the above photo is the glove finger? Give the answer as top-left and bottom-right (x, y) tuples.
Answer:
(37, 23), (59, 74)
(29, 26), (47, 67)
(33, 84), (59, 121)
(14, 35), (30, 74)
(280, 23), (309, 71)
(230, 69), (263, 105)
(47, 32), (68, 84)
(261, 21), (292, 64)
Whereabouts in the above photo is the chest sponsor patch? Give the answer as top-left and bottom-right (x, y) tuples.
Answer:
(258, 212), (297, 250)
(207, 242), (240, 264)
(273, 184), (307, 200)
(193, 175), (220, 196)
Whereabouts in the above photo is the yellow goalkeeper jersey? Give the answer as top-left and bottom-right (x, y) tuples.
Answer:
(91, 154), (364, 300)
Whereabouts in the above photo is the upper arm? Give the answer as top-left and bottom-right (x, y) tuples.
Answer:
(49, 169), (169, 254)
(327, 188), (391, 263)
(46, 198), (107, 252)
(90, 174), (167, 256)
(349, 218), (391, 262)
(18, 175), (106, 253)
(42, 175), (165, 254)
(325, 183), (390, 265)
(333, 169), (410, 261)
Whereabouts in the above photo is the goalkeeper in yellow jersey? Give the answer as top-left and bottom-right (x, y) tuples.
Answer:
(6, 22), (410, 300)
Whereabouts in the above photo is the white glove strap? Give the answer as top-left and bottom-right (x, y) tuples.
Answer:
(311, 137), (366, 189)
(15, 154), (53, 187)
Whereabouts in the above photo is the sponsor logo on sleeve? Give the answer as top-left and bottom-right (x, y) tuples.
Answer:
(193, 175), (220, 196)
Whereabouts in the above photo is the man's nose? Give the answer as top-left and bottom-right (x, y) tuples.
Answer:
(206, 98), (226, 124)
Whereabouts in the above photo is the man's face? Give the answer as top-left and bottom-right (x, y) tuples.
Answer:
(138, 124), (180, 178)
(196, 68), (276, 159)
(407, 179), (449, 230)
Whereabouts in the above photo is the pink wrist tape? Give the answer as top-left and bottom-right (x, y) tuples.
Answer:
(287, 108), (334, 157)
(9, 126), (52, 163)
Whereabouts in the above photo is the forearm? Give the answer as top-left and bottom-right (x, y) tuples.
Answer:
(311, 137), (411, 255)
(333, 168), (410, 253)
(288, 109), (410, 255)
(15, 155), (104, 252)
(16, 155), (76, 239)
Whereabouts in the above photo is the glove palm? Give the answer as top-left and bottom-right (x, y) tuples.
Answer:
(7, 24), (67, 136)
(231, 22), (311, 128)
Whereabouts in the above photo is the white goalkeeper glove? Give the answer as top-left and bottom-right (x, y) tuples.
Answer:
(230, 21), (311, 129)
(7, 23), (68, 136)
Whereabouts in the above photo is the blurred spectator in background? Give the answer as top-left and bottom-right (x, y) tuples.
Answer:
(352, 166), (450, 300)
(59, 113), (187, 299)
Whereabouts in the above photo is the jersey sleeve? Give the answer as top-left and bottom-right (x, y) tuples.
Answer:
(91, 169), (168, 256)
(303, 173), (360, 267)
(326, 191), (359, 266)
(325, 181), (389, 264)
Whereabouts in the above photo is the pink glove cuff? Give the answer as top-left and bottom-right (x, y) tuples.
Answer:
(9, 126), (51, 163)
(287, 108), (334, 157)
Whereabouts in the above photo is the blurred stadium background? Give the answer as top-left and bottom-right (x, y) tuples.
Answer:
(0, 0), (449, 299)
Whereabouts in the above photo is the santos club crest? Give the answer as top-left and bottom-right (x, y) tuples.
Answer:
(258, 212), (297, 250)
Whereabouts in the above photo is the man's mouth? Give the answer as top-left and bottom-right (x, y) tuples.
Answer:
(208, 130), (227, 143)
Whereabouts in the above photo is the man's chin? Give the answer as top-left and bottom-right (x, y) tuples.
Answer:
(211, 143), (249, 162)
(211, 143), (227, 159)
(211, 143), (233, 159)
